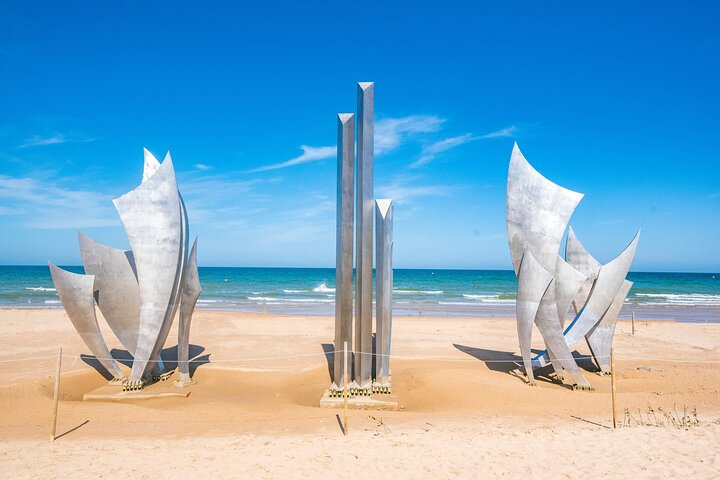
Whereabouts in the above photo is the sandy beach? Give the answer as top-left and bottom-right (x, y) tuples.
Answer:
(0, 309), (718, 478)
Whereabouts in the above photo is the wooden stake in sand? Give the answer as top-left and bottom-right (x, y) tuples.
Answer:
(631, 311), (635, 335)
(343, 341), (348, 435)
(610, 347), (617, 429)
(50, 347), (62, 441)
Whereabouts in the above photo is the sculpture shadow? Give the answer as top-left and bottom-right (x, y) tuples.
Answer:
(159, 344), (206, 371)
(571, 351), (600, 373)
(452, 344), (559, 386)
(321, 343), (334, 381)
(79, 354), (116, 381)
(109, 348), (134, 368)
(108, 345), (211, 377)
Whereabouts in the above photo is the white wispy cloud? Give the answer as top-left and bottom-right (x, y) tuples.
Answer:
(247, 145), (336, 173)
(375, 115), (445, 155)
(376, 175), (462, 204)
(477, 126), (517, 139)
(411, 126), (517, 168)
(19, 135), (67, 148)
(194, 163), (212, 171)
(413, 133), (476, 168)
(247, 115), (446, 173)
(0, 174), (117, 229)
(18, 133), (97, 148)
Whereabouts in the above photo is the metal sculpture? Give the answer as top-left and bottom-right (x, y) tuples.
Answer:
(506, 143), (639, 389)
(354, 82), (375, 392)
(176, 238), (201, 387)
(48, 263), (126, 381)
(50, 149), (201, 392)
(331, 113), (355, 393)
(374, 199), (394, 393)
(328, 82), (395, 399)
(78, 232), (140, 355)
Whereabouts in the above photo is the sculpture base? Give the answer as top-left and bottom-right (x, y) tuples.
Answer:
(83, 383), (191, 401)
(319, 389), (399, 411)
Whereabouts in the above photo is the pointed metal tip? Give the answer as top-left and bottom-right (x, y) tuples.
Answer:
(376, 199), (393, 218)
(358, 82), (374, 90)
(338, 113), (354, 123)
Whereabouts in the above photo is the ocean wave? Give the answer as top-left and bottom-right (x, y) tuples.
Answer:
(26, 287), (56, 292)
(633, 293), (720, 306)
(197, 299), (219, 303)
(283, 289), (308, 293)
(394, 289), (443, 295)
(462, 294), (499, 300)
(313, 283), (335, 293)
(247, 296), (276, 302)
(44, 300), (61, 304)
(247, 296), (334, 304)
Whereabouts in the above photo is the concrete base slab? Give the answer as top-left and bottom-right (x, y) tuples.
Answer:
(319, 389), (399, 411)
(83, 384), (191, 401)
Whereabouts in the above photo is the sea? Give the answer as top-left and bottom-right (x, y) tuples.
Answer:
(1, 266), (718, 323)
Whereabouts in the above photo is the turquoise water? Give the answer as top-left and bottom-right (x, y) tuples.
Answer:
(1, 266), (718, 322)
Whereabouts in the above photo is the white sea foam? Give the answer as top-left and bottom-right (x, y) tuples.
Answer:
(26, 287), (56, 292)
(394, 289), (443, 295)
(633, 293), (720, 306)
(462, 294), (499, 300)
(248, 296), (333, 303)
(313, 283), (335, 293)
(283, 289), (307, 293)
(197, 299), (219, 303)
(44, 300), (61, 304)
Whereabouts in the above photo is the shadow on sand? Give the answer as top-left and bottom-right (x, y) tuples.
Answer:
(80, 344), (211, 378)
(453, 343), (573, 387)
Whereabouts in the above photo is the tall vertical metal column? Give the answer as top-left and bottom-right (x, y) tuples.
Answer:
(333, 113), (355, 390)
(374, 199), (393, 389)
(354, 82), (374, 390)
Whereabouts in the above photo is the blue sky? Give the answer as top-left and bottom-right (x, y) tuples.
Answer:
(0, 1), (718, 272)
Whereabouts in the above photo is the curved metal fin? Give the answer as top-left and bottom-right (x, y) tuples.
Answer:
(555, 256), (587, 327)
(506, 143), (584, 274)
(142, 147), (162, 184)
(515, 249), (553, 385)
(586, 280), (633, 373)
(565, 226), (601, 311)
(112, 155), (185, 382)
(177, 237), (201, 383)
(78, 232), (140, 355)
(562, 230), (640, 350)
(48, 263), (124, 380)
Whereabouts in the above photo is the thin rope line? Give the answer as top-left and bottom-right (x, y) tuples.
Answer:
(0, 351), (718, 365)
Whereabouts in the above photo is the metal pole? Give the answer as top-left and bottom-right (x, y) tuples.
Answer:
(631, 311), (635, 335)
(50, 347), (62, 441)
(343, 341), (349, 435)
(610, 347), (617, 429)
(354, 82), (374, 392)
(335, 114), (355, 387)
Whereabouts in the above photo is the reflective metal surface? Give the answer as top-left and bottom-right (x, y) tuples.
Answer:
(565, 226), (602, 312)
(586, 280), (633, 373)
(354, 82), (374, 390)
(48, 263), (125, 380)
(374, 199), (393, 386)
(78, 232), (140, 355)
(176, 238), (201, 385)
(332, 114), (354, 390)
(112, 155), (186, 382)
(561, 231), (640, 350)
